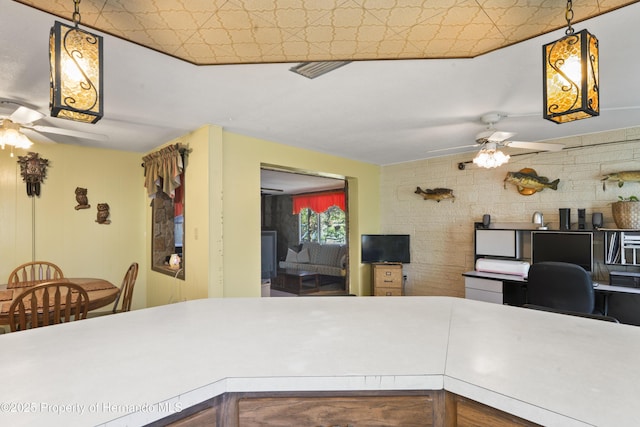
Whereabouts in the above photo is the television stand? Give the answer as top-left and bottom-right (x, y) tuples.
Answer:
(372, 263), (403, 296)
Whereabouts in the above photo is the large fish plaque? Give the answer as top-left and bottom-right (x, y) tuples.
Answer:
(504, 168), (559, 195)
(414, 187), (455, 202)
(601, 170), (640, 189)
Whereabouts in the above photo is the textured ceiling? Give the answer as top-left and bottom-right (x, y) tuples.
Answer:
(3, 1), (640, 169)
(15, 0), (639, 65)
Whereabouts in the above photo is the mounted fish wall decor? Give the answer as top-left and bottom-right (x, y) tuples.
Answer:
(414, 187), (455, 202)
(503, 168), (559, 195)
(601, 171), (640, 189)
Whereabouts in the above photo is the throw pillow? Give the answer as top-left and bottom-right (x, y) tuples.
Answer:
(285, 248), (298, 263)
(297, 248), (310, 263)
(340, 254), (347, 268)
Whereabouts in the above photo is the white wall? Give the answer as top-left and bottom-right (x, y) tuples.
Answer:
(380, 127), (640, 297)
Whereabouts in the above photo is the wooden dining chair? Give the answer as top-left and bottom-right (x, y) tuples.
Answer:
(8, 261), (64, 288)
(113, 262), (139, 313)
(8, 281), (89, 332)
(88, 262), (139, 317)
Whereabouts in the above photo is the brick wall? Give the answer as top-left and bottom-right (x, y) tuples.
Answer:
(380, 127), (640, 297)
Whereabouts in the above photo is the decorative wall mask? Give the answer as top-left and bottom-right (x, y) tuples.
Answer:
(95, 203), (111, 224)
(601, 170), (640, 189)
(17, 152), (49, 197)
(414, 187), (455, 202)
(504, 168), (559, 195)
(74, 187), (90, 210)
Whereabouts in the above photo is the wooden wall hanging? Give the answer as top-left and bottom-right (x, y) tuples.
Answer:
(96, 203), (111, 224)
(74, 187), (90, 210)
(17, 152), (49, 197)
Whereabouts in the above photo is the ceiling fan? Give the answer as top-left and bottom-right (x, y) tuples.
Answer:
(474, 113), (564, 152)
(0, 100), (108, 147)
(426, 112), (565, 155)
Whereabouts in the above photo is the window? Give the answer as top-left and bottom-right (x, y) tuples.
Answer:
(151, 181), (185, 279)
(143, 144), (188, 279)
(299, 206), (346, 244)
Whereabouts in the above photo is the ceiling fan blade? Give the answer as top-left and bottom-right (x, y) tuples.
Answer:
(506, 141), (565, 151)
(20, 128), (57, 144)
(10, 106), (44, 124)
(487, 131), (516, 142)
(425, 143), (480, 154)
(28, 124), (109, 141)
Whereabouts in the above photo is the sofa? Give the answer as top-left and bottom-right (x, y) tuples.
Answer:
(279, 242), (347, 277)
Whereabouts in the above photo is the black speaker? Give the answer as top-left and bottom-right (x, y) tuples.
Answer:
(578, 209), (586, 229)
(559, 208), (571, 230)
(482, 214), (491, 228)
(592, 212), (603, 229)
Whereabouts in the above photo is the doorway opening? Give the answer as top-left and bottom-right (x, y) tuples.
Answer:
(260, 167), (350, 296)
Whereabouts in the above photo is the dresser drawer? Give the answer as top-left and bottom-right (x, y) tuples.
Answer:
(374, 266), (402, 285)
(375, 276), (402, 289)
(375, 287), (403, 296)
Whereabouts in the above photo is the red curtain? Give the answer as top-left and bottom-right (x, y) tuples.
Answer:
(174, 172), (184, 217)
(292, 191), (345, 214)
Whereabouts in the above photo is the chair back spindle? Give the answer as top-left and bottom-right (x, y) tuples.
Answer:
(9, 281), (89, 331)
(8, 261), (64, 288)
(113, 262), (139, 313)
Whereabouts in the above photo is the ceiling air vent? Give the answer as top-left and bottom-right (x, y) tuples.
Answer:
(289, 61), (351, 79)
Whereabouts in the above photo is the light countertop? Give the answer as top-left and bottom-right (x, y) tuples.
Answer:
(0, 296), (638, 426)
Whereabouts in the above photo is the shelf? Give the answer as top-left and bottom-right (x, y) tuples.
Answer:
(604, 230), (640, 266)
(477, 222), (600, 232)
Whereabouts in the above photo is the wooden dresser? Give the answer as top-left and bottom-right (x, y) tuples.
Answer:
(373, 263), (403, 296)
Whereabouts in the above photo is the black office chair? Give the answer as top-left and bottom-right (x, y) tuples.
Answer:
(525, 261), (619, 322)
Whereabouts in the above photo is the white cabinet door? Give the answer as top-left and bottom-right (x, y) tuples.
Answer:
(465, 277), (503, 304)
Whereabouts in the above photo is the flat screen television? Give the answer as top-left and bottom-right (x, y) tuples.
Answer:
(361, 234), (410, 264)
(531, 231), (593, 272)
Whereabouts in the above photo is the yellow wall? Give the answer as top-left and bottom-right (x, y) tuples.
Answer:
(145, 125), (380, 303)
(145, 126), (215, 306)
(0, 124), (379, 311)
(220, 131), (380, 297)
(0, 141), (146, 309)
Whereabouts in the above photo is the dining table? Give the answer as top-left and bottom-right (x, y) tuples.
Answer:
(0, 278), (119, 325)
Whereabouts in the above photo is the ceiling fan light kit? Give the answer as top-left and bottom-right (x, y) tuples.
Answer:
(49, 0), (103, 124)
(0, 119), (33, 156)
(473, 142), (510, 169)
(542, 0), (599, 124)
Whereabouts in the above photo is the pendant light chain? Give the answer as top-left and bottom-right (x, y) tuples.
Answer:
(565, 0), (574, 35)
(73, 0), (82, 28)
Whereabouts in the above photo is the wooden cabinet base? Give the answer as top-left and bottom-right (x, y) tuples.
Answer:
(446, 393), (540, 427)
(373, 263), (403, 296)
(239, 392), (438, 426)
(150, 390), (539, 427)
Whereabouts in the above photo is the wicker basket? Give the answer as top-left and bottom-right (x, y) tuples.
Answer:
(612, 201), (640, 229)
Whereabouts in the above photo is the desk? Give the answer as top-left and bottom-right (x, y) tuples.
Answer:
(464, 270), (640, 316)
(593, 282), (640, 315)
(0, 278), (119, 325)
